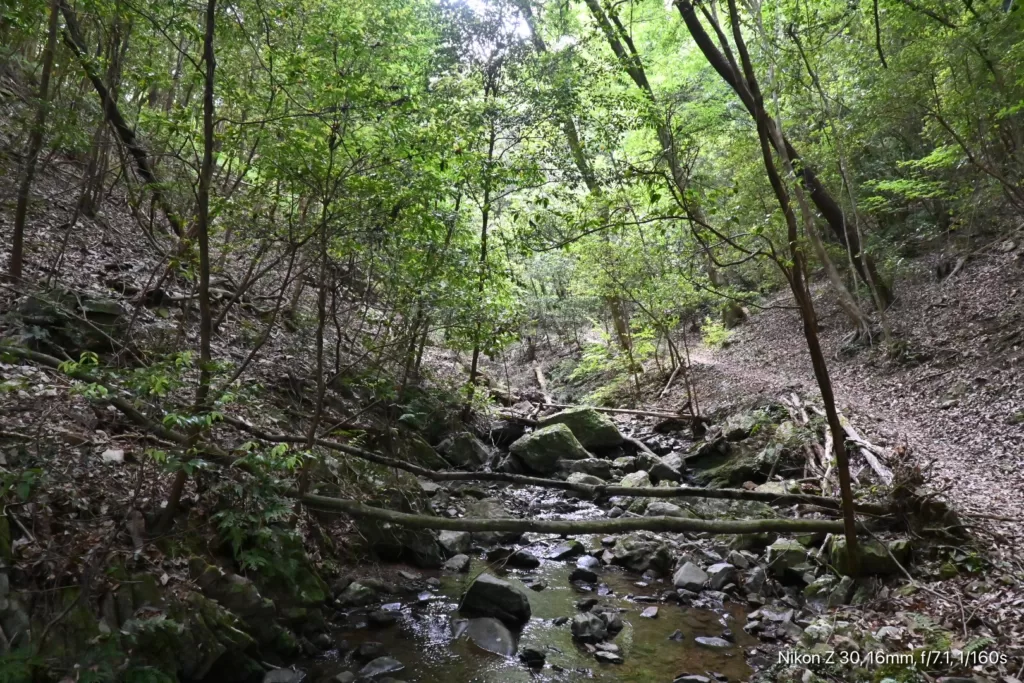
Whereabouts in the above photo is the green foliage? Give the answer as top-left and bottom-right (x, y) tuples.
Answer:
(701, 317), (732, 349)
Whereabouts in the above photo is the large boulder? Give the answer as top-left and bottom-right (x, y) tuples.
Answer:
(438, 432), (491, 469)
(567, 472), (605, 487)
(619, 470), (651, 488)
(570, 612), (607, 643)
(538, 407), (624, 449)
(724, 412), (759, 441)
(829, 536), (911, 576)
(766, 538), (810, 578)
(458, 573), (532, 627)
(510, 424), (590, 475)
(355, 489), (444, 568)
(644, 502), (694, 519)
(14, 287), (129, 355)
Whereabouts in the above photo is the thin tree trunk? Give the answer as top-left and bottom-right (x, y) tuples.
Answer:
(157, 0), (216, 534)
(7, 0), (59, 283)
(722, 0), (860, 573)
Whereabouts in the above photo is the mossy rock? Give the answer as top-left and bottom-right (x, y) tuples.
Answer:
(509, 424), (589, 474)
(829, 536), (911, 576)
(537, 407), (624, 449)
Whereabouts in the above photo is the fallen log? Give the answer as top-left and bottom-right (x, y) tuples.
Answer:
(539, 402), (698, 420)
(299, 494), (853, 535)
(223, 416), (890, 516)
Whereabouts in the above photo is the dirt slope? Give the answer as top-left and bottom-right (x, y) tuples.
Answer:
(677, 242), (1024, 558)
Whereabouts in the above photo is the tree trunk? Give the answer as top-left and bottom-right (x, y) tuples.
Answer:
(7, 0), (59, 283)
(720, 0), (860, 572)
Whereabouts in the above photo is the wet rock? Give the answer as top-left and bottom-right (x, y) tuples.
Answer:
(367, 610), (398, 628)
(576, 597), (599, 611)
(549, 540), (585, 561)
(668, 629), (685, 641)
(674, 675), (712, 683)
(519, 646), (545, 668)
(726, 551), (751, 569)
(508, 550), (541, 569)
(538, 407), (624, 449)
(354, 642), (385, 661)
(619, 470), (651, 488)
(707, 563), (737, 591)
(607, 506), (624, 518)
(694, 636), (732, 649)
(577, 555), (600, 570)
(336, 582), (376, 607)
(510, 424), (589, 475)
(601, 536), (616, 547)
(552, 616), (569, 626)
(743, 567), (768, 596)
(355, 492), (445, 568)
(594, 650), (623, 664)
(569, 567), (598, 584)
(612, 456), (637, 472)
(465, 617), (517, 657)
(569, 458), (614, 479)
(567, 472), (606, 487)
(425, 578), (441, 588)
(649, 459), (683, 483)
(640, 606), (658, 618)
(263, 669), (303, 683)
(644, 502), (693, 518)
(612, 534), (673, 574)
(571, 612), (607, 643)
(330, 673), (355, 683)
(438, 432), (491, 469)
(594, 608), (624, 635)
(357, 656), (404, 679)
(438, 530), (471, 556)
(672, 563), (708, 592)
(525, 579), (547, 591)
(458, 573), (532, 627)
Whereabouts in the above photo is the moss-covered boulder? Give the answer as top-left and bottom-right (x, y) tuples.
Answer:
(829, 536), (911, 576)
(510, 424), (589, 475)
(406, 435), (451, 469)
(538, 407), (623, 449)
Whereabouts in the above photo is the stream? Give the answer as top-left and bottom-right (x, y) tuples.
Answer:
(310, 488), (756, 682)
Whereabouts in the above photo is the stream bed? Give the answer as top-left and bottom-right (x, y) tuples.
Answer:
(316, 539), (756, 682)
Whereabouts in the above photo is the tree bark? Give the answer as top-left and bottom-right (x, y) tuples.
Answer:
(7, 0), (60, 282)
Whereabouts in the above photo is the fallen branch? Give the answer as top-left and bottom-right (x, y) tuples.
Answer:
(300, 494), (853, 535)
(840, 415), (894, 485)
(660, 364), (682, 398)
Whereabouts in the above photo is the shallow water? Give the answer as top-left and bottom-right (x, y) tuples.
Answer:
(332, 539), (755, 683)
